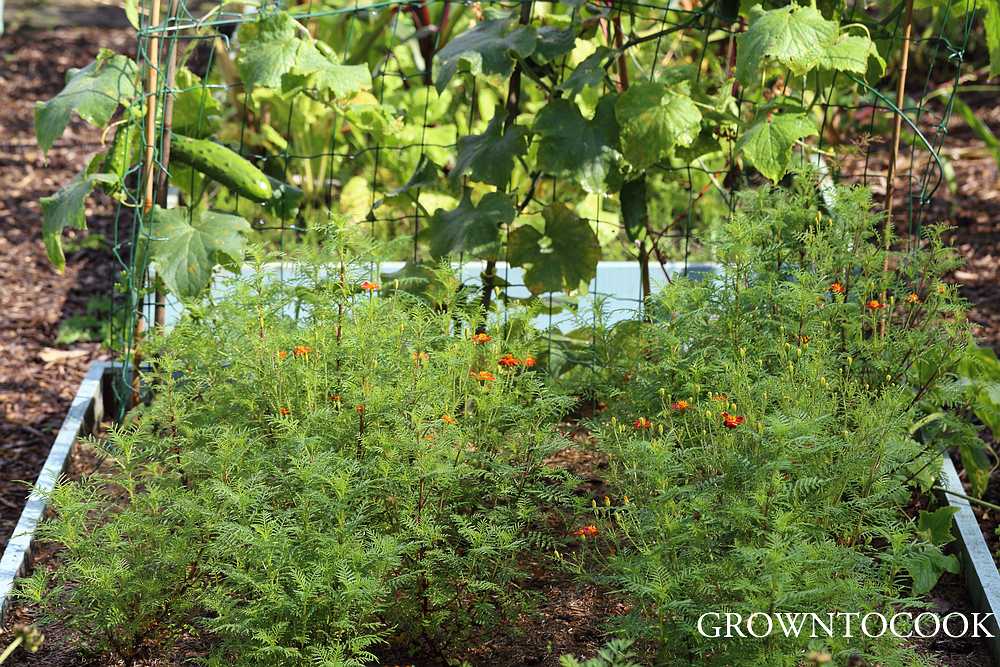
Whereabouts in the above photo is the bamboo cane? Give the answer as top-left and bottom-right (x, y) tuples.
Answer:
(880, 0), (915, 336)
(131, 0), (163, 407)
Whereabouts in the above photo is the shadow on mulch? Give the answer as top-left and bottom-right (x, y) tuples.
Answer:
(0, 26), (134, 550)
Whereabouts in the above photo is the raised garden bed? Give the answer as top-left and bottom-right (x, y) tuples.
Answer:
(0, 362), (116, 628)
(2, 354), (999, 665)
(940, 456), (1000, 664)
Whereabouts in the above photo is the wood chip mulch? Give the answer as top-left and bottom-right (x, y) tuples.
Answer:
(0, 26), (134, 551)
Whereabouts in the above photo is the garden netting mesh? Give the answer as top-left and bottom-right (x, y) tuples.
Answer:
(103, 0), (981, 411)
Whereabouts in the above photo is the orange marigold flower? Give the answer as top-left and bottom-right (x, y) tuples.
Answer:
(471, 332), (492, 345)
(278, 406), (291, 416)
(360, 280), (379, 291)
(830, 281), (846, 295)
(798, 335), (810, 345)
(572, 524), (599, 539)
(356, 404), (366, 414)
(330, 393), (342, 403)
(278, 350), (288, 360)
(634, 417), (652, 430)
(906, 292), (921, 305)
(671, 400), (689, 412)
(522, 356), (536, 368)
(293, 345), (311, 357)
(442, 414), (457, 425)
(498, 354), (520, 368)
(866, 299), (885, 310)
(711, 394), (728, 402)
(721, 411), (745, 429)
(471, 370), (496, 382)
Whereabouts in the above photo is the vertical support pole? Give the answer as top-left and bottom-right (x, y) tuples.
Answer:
(142, 0), (162, 217)
(131, 0), (163, 406)
(885, 0), (916, 235)
(881, 0), (915, 336)
(153, 0), (181, 331)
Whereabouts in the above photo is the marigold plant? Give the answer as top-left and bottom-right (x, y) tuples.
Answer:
(19, 244), (576, 665)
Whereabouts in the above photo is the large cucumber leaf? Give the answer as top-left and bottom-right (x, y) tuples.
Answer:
(237, 12), (371, 98)
(433, 14), (537, 92)
(145, 206), (251, 297)
(533, 96), (621, 194)
(428, 190), (513, 259)
(737, 111), (817, 183)
(35, 50), (138, 154)
(818, 33), (886, 77)
(615, 81), (702, 171)
(285, 40), (373, 99)
(452, 107), (528, 190)
(41, 169), (117, 272)
(735, 4), (881, 86)
(508, 203), (600, 294)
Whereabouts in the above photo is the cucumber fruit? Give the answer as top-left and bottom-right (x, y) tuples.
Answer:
(170, 133), (273, 203)
(102, 122), (138, 181)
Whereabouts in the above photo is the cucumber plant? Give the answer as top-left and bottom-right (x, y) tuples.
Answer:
(34, 9), (371, 299)
(37, 1), (902, 307)
(212, 0), (891, 307)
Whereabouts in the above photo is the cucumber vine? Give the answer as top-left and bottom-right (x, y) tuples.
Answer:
(35, 0), (955, 306)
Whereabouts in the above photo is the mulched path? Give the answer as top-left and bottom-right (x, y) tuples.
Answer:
(839, 87), (1000, 353)
(0, 26), (133, 551)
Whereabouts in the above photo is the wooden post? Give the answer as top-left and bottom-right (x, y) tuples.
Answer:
(142, 0), (162, 217)
(884, 0), (915, 242)
(153, 0), (181, 330)
(880, 0), (915, 336)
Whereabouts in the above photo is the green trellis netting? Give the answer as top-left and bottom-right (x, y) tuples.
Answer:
(103, 0), (980, 410)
